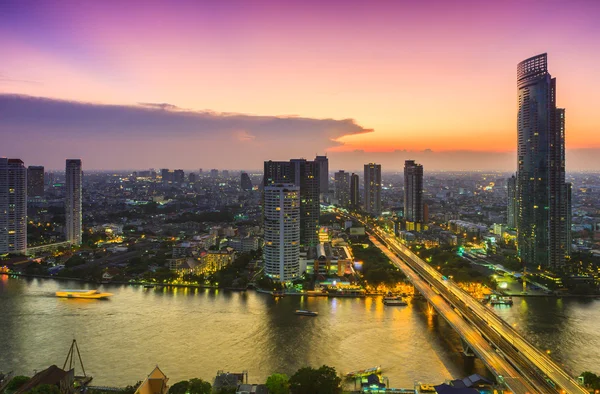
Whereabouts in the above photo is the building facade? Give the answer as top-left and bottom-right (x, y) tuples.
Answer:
(350, 173), (360, 209)
(27, 165), (44, 198)
(364, 163), (381, 216)
(334, 170), (350, 207)
(263, 184), (300, 282)
(315, 155), (329, 197)
(65, 159), (83, 245)
(241, 172), (253, 190)
(507, 175), (517, 228)
(0, 158), (27, 254)
(264, 159), (320, 246)
(516, 53), (570, 270)
(403, 160), (424, 224)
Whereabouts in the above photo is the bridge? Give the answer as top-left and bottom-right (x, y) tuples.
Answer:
(342, 211), (586, 394)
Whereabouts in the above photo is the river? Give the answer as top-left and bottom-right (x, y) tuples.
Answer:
(0, 275), (598, 388)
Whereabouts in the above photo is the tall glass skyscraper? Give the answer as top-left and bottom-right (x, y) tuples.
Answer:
(0, 158), (27, 254)
(263, 184), (300, 282)
(65, 159), (83, 245)
(403, 160), (424, 224)
(516, 53), (570, 270)
(364, 163), (381, 216)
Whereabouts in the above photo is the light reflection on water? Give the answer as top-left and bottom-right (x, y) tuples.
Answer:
(3, 276), (597, 387)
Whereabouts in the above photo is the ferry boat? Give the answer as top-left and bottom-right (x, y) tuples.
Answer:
(383, 297), (408, 306)
(55, 289), (113, 299)
(345, 366), (381, 378)
(490, 296), (513, 306)
(294, 309), (318, 316)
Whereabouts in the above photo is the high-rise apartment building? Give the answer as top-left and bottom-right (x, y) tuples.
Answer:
(0, 158), (27, 254)
(507, 175), (517, 228)
(27, 166), (44, 198)
(263, 184), (300, 282)
(334, 170), (350, 207)
(516, 53), (570, 270)
(350, 173), (360, 209)
(65, 159), (82, 245)
(315, 155), (329, 196)
(264, 159), (320, 246)
(404, 160), (424, 224)
(241, 172), (253, 191)
(364, 163), (381, 216)
(173, 169), (185, 183)
(210, 169), (219, 178)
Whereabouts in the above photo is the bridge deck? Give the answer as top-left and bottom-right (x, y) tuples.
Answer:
(370, 236), (538, 394)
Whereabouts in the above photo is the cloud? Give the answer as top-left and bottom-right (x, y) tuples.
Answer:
(0, 94), (372, 169)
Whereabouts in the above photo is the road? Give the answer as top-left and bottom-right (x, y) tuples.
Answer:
(341, 211), (586, 394)
(370, 236), (538, 394)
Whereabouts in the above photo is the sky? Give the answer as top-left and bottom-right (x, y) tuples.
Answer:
(1, 0), (599, 171)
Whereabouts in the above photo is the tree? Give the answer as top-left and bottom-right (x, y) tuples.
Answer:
(188, 378), (211, 394)
(29, 384), (61, 394)
(289, 365), (341, 394)
(121, 381), (142, 394)
(65, 255), (86, 268)
(168, 380), (190, 394)
(6, 376), (30, 391)
(266, 373), (290, 394)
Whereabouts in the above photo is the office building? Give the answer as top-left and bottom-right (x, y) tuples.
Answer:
(315, 155), (329, 196)
(0, 158), (27, 254)
(364, 163), (381, 216)
(160, 169), (172, 183)
(334, 170), (350, 207)
(65, 159), (82, 245)
(210, 169), (219, 178)
(516, 53), (570, 270)
(507, 175), (517, 228)
(350, 173), (360, 209)
(27, 166), (44, 198)
(264, 159), (320, 246)
(263, 184), (300, 282)
(173, 169), (185, 183)
(241, 172), (253, 191)
(404, 160), (424, 224)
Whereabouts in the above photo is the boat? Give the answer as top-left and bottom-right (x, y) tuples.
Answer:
(272, 291), (285, 298)
(345, 366), (381, 378)
(383, 296), (408, 306)
(55, 289), (113, 299)
(490, 296), (513, 306)
(143, 284), (155, 289)
(294, 309), (318, 316)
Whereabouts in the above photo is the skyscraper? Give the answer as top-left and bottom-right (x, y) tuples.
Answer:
(315, 155), (329, 197)
(263, 184), (300, 282)
(65, 159), (82, 245)
(350, 173), (360, 209)
(264, 159), (320, 246)
(516, 53), (570, 270)
(507, 175), (517, 228)
(364, 163), (381, 216)
(27, 166), (44, 198)
(0, 158), (27, 254)
(334, 170), (350, 207)
(404, 160), (424, 224)
(291, 159), (320, 247)
(241, 172), (253, 191)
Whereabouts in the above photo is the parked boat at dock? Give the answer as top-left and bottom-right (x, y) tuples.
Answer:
(345, 366), (381, 378)
(55, 289), (113, 299)
(383, 296), (408, 306)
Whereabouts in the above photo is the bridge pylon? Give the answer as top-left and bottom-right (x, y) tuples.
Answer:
(460, 338), (475, 357)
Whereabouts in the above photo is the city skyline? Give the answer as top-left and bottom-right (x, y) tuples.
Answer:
(2, 0), (600, 171)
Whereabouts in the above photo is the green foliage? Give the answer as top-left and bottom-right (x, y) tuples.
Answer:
(168, 380), (190, 394)
(418, 246), (494, 286)
(6, 375), (30, 391)
(65, 255), (86, 268)
(351, 241), (405, 286)
(266, 373), (290, 394)
(166, 211), (235, 224)
(120, 381), (142, 394)
(580, 371), (600, 390)
(29, 384), (61, 394)
(289, 365), (341, 394)
(215, 388), (236, 394)
(188, 378), (211, 394)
